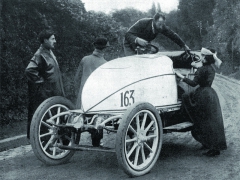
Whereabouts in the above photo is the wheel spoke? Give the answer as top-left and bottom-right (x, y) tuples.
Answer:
(141, 145), (146, 162)
(41, 121), (52, 129)
(144, 121), (154, 133)
(53, 141), (57, 156)
(127, 142), (138, 158)
(136, 115), (140, 131)
(146, 134), (157, 140)
(40, 131), (53, 138)
(43, 136), (54, 150)
(129, 125), (137, 135)
(48, 110), (53, 118)
(143, 142), (153, 153)
(141, 113), (147, 130)
(134, 146), (140, 166)
(56, 107), (61, 125)
(126, 137), (137, 143)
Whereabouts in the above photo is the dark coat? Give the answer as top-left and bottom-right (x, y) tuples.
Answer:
(74, 49), (107, 109)
(25, 45), (65, 138)
(124, 18), (185, 55)
(182, 64), (227, 150)
(25, 45), (65, 97)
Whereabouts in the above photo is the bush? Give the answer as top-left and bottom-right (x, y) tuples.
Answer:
(0, 0), (121, 126)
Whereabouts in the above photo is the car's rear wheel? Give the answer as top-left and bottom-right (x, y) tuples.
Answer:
(116, 102), (163, 177)
(30, 96), (76, 165)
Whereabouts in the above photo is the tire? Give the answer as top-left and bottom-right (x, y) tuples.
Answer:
(116, 102), (163, 177)
(30, 96), (76, 165)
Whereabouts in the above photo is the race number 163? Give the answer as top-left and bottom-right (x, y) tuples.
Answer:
(120, 90), (135, 107)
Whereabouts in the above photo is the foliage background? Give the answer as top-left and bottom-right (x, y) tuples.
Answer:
(0, 0), (239, 126)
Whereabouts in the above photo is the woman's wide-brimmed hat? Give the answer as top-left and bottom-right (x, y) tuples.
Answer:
(201, 47), (222, 68)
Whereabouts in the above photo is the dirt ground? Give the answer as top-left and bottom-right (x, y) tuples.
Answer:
(1, 75), (240, 180)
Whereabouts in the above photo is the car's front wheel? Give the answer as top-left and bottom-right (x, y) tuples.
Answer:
(116, 102), (163, 177)
(30, 96), (76, 165)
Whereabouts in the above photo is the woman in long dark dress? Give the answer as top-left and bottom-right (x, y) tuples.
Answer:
(175, 47), (227, 157)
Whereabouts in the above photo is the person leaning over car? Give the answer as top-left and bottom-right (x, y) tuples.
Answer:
(25, 29), (65, 140)
(123, 12), (190, 56)
(74, 37), (109, 109)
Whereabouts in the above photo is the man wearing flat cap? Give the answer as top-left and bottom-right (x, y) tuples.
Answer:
(74, 37), (109, 109)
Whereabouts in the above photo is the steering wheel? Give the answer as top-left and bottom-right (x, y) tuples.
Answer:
(184, 50), (200, 62)
(135, 44), (159, 54)
(193, 53), (200, 62)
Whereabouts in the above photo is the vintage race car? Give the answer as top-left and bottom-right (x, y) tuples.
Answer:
(30, 49), (201, 177)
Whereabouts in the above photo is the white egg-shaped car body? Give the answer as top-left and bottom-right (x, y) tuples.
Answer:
(81, 54), (177, 113)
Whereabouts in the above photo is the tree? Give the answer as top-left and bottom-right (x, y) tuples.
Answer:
(156, 2), (161, 12)
(0, 0), (121, 126)
(178, 0), (215, 49)
(156, 10), (184, 50)
(111, 8), (147, 28)
(206, 0), (240, 74)
(149, 2), (156, 16)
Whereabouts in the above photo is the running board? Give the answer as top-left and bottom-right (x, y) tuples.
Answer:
(57, 144), (115, 153)
(163, 122), (193, 131)
(156, 101), (182, 113)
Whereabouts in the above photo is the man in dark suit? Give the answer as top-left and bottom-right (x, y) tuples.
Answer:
(123, 12), (190, 56)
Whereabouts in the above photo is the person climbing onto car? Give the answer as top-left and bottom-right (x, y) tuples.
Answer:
(175, 47), (226, 157)
(123, 12), (190, 56)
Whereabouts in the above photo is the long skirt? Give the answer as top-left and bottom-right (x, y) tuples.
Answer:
(182, 87), (227, 150)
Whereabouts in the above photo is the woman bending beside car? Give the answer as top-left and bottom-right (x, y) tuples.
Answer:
(175, 47), (227, 157)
